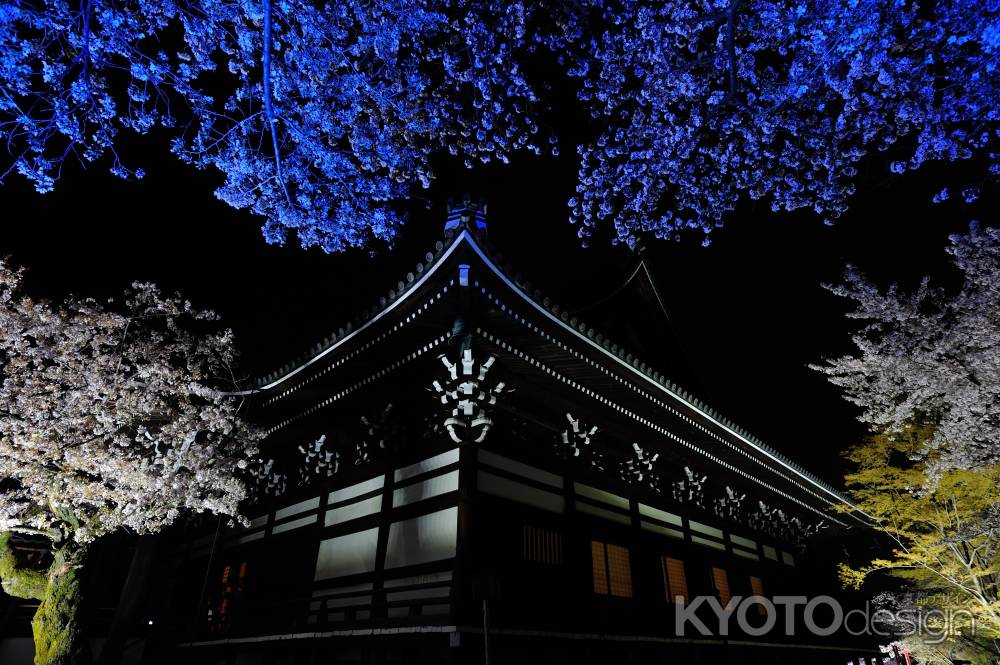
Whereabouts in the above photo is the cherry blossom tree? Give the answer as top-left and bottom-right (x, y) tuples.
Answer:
(1, 1), (996, 251)
(812, 222), (1000, 479)
(0, 260), (260, 665)
(816, 225), (1000, 663)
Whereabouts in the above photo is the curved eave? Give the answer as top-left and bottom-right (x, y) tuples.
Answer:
(240, 229), (867, 524)
(233, 232), (469, 396)
(459, 233), (867, 524)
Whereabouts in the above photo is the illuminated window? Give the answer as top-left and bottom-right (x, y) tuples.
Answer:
(591, 541), (608, 594)
(661, 556), (688, 604)
(711, 567), (731, 606)
(591, 540), (633, 598)
(749, 575), (766, 616)
(524, 525), (562, 564)
(216, 565), (232, 625)
(607, 545), (632, 597)
(210, 560), (248, 632)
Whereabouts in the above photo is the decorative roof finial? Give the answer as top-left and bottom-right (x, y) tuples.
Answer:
(445, 194), (487, 237)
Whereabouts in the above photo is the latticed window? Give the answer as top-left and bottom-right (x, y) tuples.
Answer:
(591, 541), (608, 594)
(591, 540), (633, 598)
(523, 525), (563, 564)
(711, 566), (731, 606)
(209, 560), (248, 632)
(661, 556), (688, 604)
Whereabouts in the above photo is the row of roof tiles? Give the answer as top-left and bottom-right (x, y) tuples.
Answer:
(247, 228), (853, 511)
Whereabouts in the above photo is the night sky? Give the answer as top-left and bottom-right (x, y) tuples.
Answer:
(0, 120), (992, 485)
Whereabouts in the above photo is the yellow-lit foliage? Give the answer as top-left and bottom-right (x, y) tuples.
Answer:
(839, 428), (1000, 662)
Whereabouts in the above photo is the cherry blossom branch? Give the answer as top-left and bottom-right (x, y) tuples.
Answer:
(262, 0), (291, 208)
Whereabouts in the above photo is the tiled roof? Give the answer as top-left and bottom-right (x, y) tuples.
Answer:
(243, 212), (866, 522)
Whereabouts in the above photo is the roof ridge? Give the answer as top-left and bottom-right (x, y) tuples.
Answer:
(237, 227), (861, 518)
(251, 233), (469, 389)
(463, 235), (862, 515)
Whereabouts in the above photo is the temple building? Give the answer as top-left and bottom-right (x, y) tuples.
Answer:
(143, 203), (872, 664)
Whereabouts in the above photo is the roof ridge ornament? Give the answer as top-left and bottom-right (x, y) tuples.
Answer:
(445, 195), (488, 238)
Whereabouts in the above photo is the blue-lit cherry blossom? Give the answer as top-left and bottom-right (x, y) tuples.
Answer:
(1, 0), (996, 250)
(553, 0), (999, 245)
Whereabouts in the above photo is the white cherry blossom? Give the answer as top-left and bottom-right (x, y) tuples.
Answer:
(0, 260), (261, 544)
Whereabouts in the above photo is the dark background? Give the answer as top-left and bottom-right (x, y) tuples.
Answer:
(0, 113), (991, 486)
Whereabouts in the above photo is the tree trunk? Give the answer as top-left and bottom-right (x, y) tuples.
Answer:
(0, 532), (48, 601)
(31, 545), (92, 665)
(1, 534), (92, 665)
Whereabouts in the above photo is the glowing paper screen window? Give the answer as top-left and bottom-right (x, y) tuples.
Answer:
(662, 557), (688, 604)
(591, 541), (608, 594)
(591, 540), (633, 598)
(750, 575), (767, 616)
(711, 567), (731, 606)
